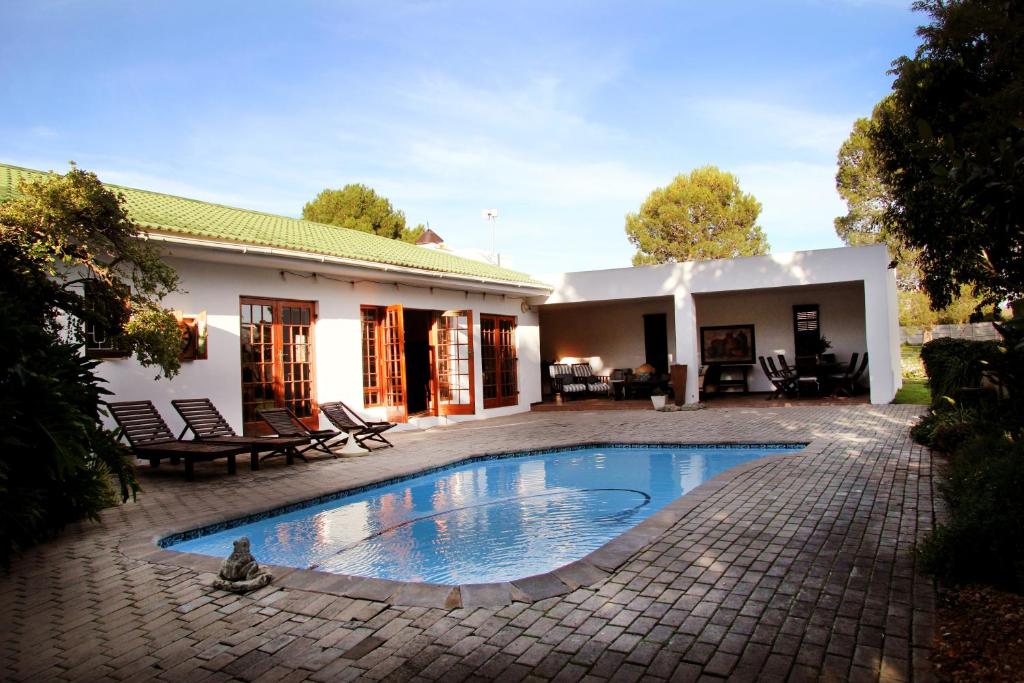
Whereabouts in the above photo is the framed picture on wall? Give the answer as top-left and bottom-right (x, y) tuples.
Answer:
(700, 324), (756, 365)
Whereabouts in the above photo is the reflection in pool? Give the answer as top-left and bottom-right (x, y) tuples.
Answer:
(167, 444), (801, 585)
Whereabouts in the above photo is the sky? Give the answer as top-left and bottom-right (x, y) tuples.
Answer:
(0, 0), (923, 275)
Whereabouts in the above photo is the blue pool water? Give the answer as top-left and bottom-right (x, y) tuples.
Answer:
(167, 444), (801, 584)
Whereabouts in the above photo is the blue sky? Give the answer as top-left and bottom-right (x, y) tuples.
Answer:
(1, 1), (921, 274)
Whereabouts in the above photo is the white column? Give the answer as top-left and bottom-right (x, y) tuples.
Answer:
(673, 292), (700, 404)
(863, 272), (899, 403)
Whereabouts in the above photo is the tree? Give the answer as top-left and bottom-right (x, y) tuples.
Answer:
(302, 184), (425, 243)
(836, 103), (1003, 324)
(835, 108), (895, 248)
(870, 0), (1024, 310)
(625, 166), (768, 265)
(0, 164), (182, 565)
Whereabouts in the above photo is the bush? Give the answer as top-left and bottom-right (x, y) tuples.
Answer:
(919, 337), (1001, 402)
(918, 435), (1024, 591)
(0, 300), (138, 567)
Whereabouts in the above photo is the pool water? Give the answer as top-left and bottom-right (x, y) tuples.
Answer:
(168, 444), (800, 585)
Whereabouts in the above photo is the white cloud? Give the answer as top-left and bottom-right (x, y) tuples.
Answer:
(733, 161), (846, 253)
(690, 97), (856, 156)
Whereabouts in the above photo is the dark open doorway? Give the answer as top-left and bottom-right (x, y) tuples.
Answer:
(403, 309), (434, 415)
(643, 313), (669, 375)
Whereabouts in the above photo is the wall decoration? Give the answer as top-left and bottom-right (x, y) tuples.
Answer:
(174, 310), (208, 360)
(700, 324), (755, 365)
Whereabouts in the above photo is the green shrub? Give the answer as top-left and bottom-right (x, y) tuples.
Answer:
(911, 397), (989, 452)
(919, 337), (1001, 403)
(0, 299), (138, 566)
(918, 435), (1024, 591)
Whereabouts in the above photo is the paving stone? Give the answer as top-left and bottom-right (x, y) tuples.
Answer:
(0, 406), (937, 682)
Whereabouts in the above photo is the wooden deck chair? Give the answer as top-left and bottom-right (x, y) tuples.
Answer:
(108, 400), (247, 481)
(258, 407), (344, 456)
(829, 353), (868, 396)
(320, 402), (395, 449)
(759, 356), (798, 400)
(331, 401), (396, 447)
(171, 398), (308, 469)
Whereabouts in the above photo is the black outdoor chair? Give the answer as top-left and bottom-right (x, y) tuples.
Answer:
(319, 402), (395, 449)
(759, 356), (798, 400)
(171, 398), (307, 470)
(258, 407), (344, 456)
(829, 353), (869, 396)
(108, 400), (247, 481)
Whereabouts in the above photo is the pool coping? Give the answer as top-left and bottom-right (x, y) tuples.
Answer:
(118, 439), (825, 609)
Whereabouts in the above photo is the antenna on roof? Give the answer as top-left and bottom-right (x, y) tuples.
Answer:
(482, 209), (499, 266)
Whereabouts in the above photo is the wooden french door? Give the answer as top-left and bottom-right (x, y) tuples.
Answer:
(481, 314), (518, 408)
(381, 304), (408, 423)
(240, 298), (317, 434)
(433, 310), (475, 415)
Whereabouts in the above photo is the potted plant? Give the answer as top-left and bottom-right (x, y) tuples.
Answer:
(650, 386), (667, 410)
(814, 336), (833, 358)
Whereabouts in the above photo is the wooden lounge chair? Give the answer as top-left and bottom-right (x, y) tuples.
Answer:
(319, 402), (395, 449)
(328, 401), (396, 448)
(548, 363), (587, 400)
(171, 398), (308, 470)
(258, 407), (344, 456)
(759, 356), (798, 400)
(570, 363), (612, 396)
(108, 400), (247, 481)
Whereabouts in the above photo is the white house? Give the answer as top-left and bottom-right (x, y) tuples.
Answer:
(0, 163), (901, 439)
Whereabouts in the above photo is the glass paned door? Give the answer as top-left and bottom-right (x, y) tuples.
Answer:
(481, 314), (518, 408)
(280, 303), (314, 421)
(434, 310), (475, 415)
(239, 298), (317, 434)
(381, 305), (408, 423)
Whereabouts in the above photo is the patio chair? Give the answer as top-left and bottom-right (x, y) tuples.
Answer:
(759, 356), (798, 400)
(548, 363), (587, 399)
(108, 400), (247, 481)
(829, 353), (869, 396)
(258, 407), (344, 456)
(328, 401), (397, 447)
(171, 398), (308, 470)
(776, 354), (794, 375)
(570, 363), (611, 396)
(794, 356), (821, 396)
(319, 402), (395, 449)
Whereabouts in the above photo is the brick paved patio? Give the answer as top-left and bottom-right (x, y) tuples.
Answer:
(0, 405), (936, 682)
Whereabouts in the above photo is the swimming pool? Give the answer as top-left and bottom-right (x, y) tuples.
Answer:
(166, 444), (802, 585)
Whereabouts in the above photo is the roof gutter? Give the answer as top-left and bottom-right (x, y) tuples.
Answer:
(144, 232), (554, 296)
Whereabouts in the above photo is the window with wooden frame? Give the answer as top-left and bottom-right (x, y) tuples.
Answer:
(361, 306), (384, 406)
(481, 314), (518, 409)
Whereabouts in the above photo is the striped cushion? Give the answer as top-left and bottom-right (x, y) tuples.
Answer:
(549, 363), (571, 378)
(572, 364), (593, 378)
(563, 383), (588, 393)
(589, 382), (610, 393)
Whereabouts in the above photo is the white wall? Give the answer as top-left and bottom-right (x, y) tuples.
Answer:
(539, 298), (676, 374)
(694, 283), (866, 393)
(540, 245), (901, 404)
(97, 254), (540, 436)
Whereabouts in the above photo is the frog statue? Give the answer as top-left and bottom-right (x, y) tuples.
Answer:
(212, 537), (273, 593)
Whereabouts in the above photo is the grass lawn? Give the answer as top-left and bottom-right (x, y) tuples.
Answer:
(894, 378), (931, 404)
(894, 344), (931, 404)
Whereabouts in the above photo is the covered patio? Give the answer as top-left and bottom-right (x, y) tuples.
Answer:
(535, 245), (901, 405)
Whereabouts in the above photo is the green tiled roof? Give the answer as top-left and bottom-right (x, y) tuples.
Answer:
(0, 163), (547, 287)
